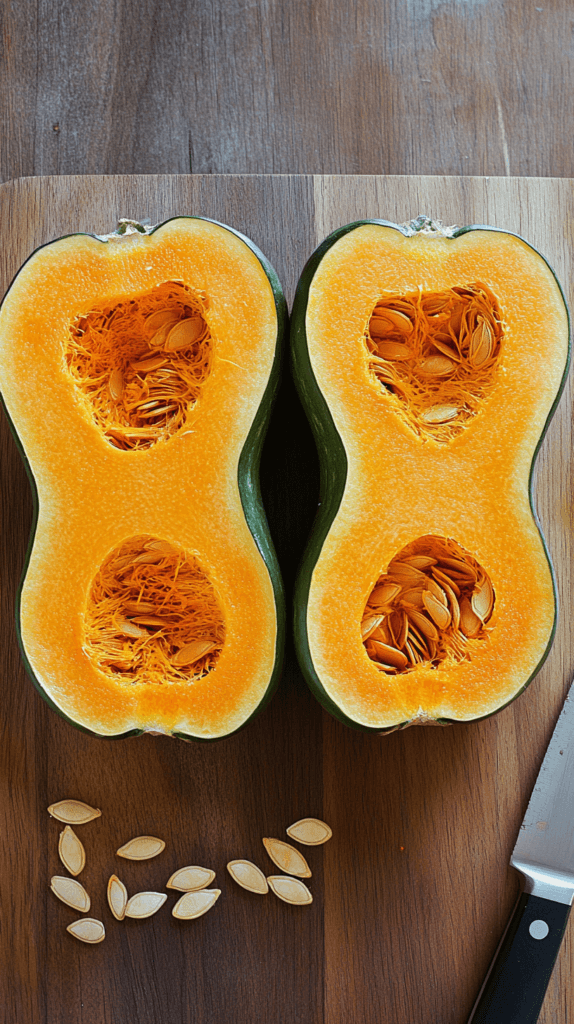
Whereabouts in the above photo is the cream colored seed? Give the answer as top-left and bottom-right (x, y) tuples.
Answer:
(227, 860), (269, 895)
(166, 866), (216, 892)
(164, 317), (205, 351)
(172, 640), (217, 668)
(267, 876), (313, 906)
(58, 826), (86, 877)
(262, 838), (311, 878)
(47, 800), (101, 825)
(117, 836), (166, 860)
(107, 875), (128, 921)
(125, 892), (167, 919)
(172, 889), (221, 920)
(286, 818), (332, 846)
(67, 918), (105, 944)
(50, 876), (90, 913)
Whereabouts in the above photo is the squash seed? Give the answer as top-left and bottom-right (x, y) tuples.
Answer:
(125, 892), (167, 919)
(459, 597), (482, 638)
(131, 355), (168, 373)
(109, 368), (124, 401)
(472, 576), (494, 621)
(267, 876), (313, 906)
(58, 826), (86, 876)
(361, 614), (383, 640)
(145, 308), (180, 333)
(422, 591), (451, 631)
(286, 818), (332, 846)
(369, 639), (408, 671)
(172, 640), (217, 668)
(417, 355), (456, 376)
(164, 317), (205, 352)
(47, 800), (101, 825)
(116, 618), (146, 638)
(50, 876), (90, 913)
(166, 866), (216, 892)
(420, 404), (459, 424)
(227, 860), (269, 894)
(262, 838), (312, 878)
(172, 889), (221, 920)
(107, 875), (128, 921)
(117, 836), (166, 860)
(377, 341), (413, 361)
(369, 582), (401, 607)
(67, 918), (105, 944)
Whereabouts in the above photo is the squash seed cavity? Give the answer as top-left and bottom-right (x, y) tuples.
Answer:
(83, 535), (225, 685)
(66, 281), (212, 451)
(365, 284), (504, 442)
(363, 535), (495, 674)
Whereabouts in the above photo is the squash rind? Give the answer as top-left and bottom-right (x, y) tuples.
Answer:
(0, 216), (287, 741)
(291, 219), (570, 732)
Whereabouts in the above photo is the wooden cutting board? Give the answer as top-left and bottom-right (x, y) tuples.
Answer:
(0, 174), (573, 1024)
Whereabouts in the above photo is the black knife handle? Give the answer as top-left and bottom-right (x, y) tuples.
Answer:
(467, 892), (571, 1024)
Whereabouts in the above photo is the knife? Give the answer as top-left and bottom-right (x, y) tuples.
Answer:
(467, 677), (574, 1023)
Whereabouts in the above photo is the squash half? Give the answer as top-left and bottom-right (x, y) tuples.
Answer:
(0, 217), (286, 740)
(292, 217), (570, 732)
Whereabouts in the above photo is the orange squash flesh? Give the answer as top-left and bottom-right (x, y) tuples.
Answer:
(0, 218), (284, 739)
(295, 222), (569, 731)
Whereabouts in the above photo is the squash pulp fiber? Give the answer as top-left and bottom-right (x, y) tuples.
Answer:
(291, 217), (570, 733)
(0, 217), (286, 740)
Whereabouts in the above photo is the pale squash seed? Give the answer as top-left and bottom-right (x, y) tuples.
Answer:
(67, 918), (105, 944)
(286, 818), (332, 846)
(227, 860), (269, 894)
(47, 800), (101, 825)
(117, 836), (166, 860)
(262, 838), (311, 878)
(50, 876), (91, 913)
(107, 875), (128, 921)
(166, 866), (216, 892)
(125, 892), (167, 919)
(267, 876), (313, 906)
(58, 826), (86, 876)
(172, 889), (221, 920)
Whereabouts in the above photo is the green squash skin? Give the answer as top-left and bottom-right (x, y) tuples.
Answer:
(291, 219), (571, 734)
(0, 216), (287, 741)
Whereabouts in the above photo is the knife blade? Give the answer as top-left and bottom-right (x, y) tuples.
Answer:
(467, 677), (574, 1024)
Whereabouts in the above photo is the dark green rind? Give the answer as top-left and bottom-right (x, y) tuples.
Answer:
(0, 216), (286, 741)
(291, 218), (571, 734)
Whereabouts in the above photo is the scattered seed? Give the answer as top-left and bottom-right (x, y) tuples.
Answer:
(125, 892), (167, 919)
(172, 889), (221, 920)
(227, 860), (269, 894)
(117, 836), (166, 860)
(50, 876), (91, 913)
(67, 918), (105, 944)
(267, 876), (313, 906)
(166, 866), (216, 892)
(47, 800), (101, 825)
(286, 819), (332, 846)
(58, 826), (86, 877)
(107, 875), (128, 921)
(262, 838), (312, 878)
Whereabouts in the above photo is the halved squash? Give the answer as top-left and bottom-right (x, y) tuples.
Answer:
(0, 217), (286, 740)
(292, 216), (570, 732)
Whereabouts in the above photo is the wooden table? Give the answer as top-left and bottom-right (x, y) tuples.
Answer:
(2, 2), (574, 1021)
(0, 172), (573, 1024)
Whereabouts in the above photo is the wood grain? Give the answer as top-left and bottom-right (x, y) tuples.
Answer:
(1, 2), (574, 181)
(0, 173), (573, 1024)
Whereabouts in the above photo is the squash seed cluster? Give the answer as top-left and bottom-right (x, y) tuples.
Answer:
(66, 280), (212, 450)
(48, 803), (332, 941)
(47, 799), (223, 943)
(365, 282), (504, 442)
(84, 535), (225, 685)
(227, 817), (332, 906)
(363, 535), (495, 674)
